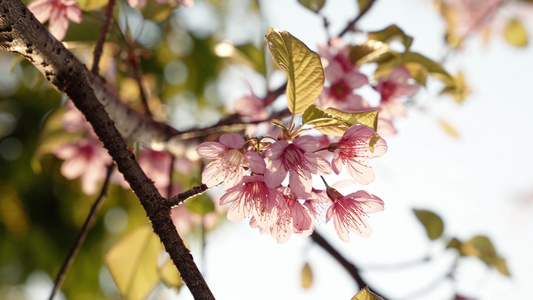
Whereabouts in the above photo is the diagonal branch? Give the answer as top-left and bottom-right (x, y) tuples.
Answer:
(0, 2), (214, 299)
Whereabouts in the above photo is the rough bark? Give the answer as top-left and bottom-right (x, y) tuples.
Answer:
(0, 1), (214, 299)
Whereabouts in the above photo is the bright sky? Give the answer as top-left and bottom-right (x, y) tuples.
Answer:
(19, 0), (533, 299)
(169, 0), (533, 299)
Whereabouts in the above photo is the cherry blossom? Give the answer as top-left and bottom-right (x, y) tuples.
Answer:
(219, 175), (284, 226)
(137, 148), (173, 194)
(196, 133), (265, 189)
(264, 187), (314, 243)
(233, 88), (268, 121)
(28, 0), (82, 41)
(265, 135), (332, 196)
(53, 138), (112, 194)
(375, 66), (419, 119)
(127, 0), (193, 9)
(317, 39), (369, 110)
(326, 188), (384, 242)
(330, 124), (387, 185)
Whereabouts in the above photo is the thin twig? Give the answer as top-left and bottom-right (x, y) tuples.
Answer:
(49, 164), (115, 300)
(310, 231), (387, 298)
(167, 184), (209, 208)
(337, 0), (377, 38)
(92, 0), (116, 74)
(167, 155), (176, 198)
(127, 42), (152, 117)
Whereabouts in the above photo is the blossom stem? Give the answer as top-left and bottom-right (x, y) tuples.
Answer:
(49, 164), (115, 300)
(167, 184), (210, 208)
(91, 0), (116, 74)
(311, 230), (387, 297)
(337, 0), (377, 38)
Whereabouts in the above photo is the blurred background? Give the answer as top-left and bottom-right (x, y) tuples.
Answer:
(1, 0), (533, 299)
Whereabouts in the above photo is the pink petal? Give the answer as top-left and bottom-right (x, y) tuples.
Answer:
(28, 0), (53, 23)
(201, 161), (224, 188)
(305, 153), (332, 175)
(265, 160), (286, 188)
(292, 135), (319, 153)
(291, 202), (313, 233)
(264, 140), (289, 159)
(344, 71), (368, 90)
(196, 141), (226, 159)
(48, 12), (69, 41)
(331, 150), (343, 175)
(289, 170), (312, 196)
(65, 5), (82, 24)
(346, 158), (375, 185)
(60, 156), (86, 179)
(244, 151), (266, 174)
(127, 0), (146, 8)
(179, 0), (194, 6)
(349, 191), (384, 213)
(219, 133), (245, 149)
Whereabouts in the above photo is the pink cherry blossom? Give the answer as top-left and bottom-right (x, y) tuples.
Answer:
(233, 88), (268, 121)
(28, 0), (82, 41)
(317, 39), (369, 111)
(265, 187), (314, 243)
(330, 125), (387, 185)
(265, 135), (332, 196)
(326, 188), (384, 242)
(219, 175), (284, 226)
(53, 138), (112, 194)
(127, 0), (193, 8)
(374, 66), (419, 119)
(197, 133), (265, 189)
(137, 148), (173, 195)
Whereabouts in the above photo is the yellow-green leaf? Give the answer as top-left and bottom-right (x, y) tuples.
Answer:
(160, 258), (183, 287)
(301, 262), (313, 289)
(450, 235), (510, 277)
(369, 134), (380, 153)
(349, 40), (396, 66)
(377, 52), (452, 84)
(302, 105), (350, 136)
(439, 119), (459, 138)
(504, 18), (528, 47)
(77, 0), (108, 10)
(358, 0), (372, 12)
(297, 0), (326, 13)
(185, 194), (215, 215)
(351, 287), (384, 300)
(325, 108), (379, 132)
(265, 28), (325, 114)
(368, 25), (413, 50)
(440, 71), (471, 104)
(413, 209), (444, 240)
(105, 225), (162, 300)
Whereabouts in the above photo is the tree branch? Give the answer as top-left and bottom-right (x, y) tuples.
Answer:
(0, 2), (214, 299)
(337, 0), (377, 38)
(49, 164), (115, 300)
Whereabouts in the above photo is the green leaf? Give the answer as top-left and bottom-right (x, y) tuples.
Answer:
(77, 0), (108, 11)
(358, 0), (372, 12)
(297, 0), (326, 13)
(302, 105), (350, 136)
(504, 18), (528, 47)
(369, 134), (381, 153)
(185, 194), (215, 215)
(142, 3), (175, 22)
(325, 107), (379, 132)
(351, 287), (384, 300)
(439, 71), (471, 104)
(160, 258), (183, 288)
(349, 40), (396, 66)
(413, 209), (444, 240)
(300, 262), (313, 289)
(265, 28), (325, 114)
(376, 52), (452, 85)
(105, 225), (162, 300)
(368, 25), (413, 50)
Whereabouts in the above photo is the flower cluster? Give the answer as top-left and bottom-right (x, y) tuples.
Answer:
(317, 40), (420, 137)
(197, 126), (387, 242)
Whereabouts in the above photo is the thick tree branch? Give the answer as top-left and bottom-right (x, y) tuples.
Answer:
(0, 2), (214, 299)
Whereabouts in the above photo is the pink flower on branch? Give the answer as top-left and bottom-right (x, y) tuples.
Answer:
(196, 133), (265, 190)
(219, 175), (284, 226)
(28, 0), (82, 41)
(375, 66), (419, 119)
(326, 188), (384, 242)
(53, 138), (112, 194)
(330, 124), (387, 185)
(265, 135), (332, 197)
